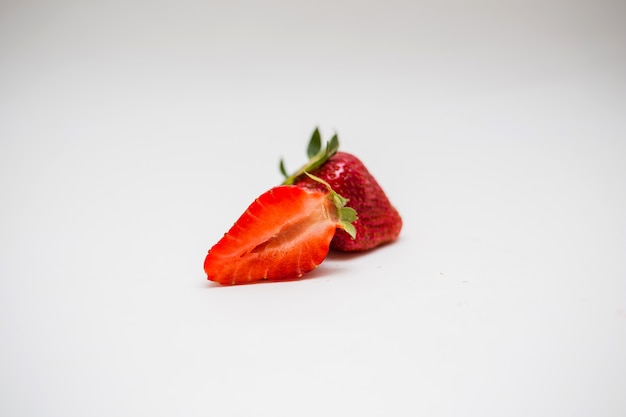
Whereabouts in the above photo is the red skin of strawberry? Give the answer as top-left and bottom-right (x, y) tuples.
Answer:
(204, 185), (355, 285)
(294, 152), (402, 251)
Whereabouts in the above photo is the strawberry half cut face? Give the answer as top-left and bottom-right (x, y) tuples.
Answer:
(204, 183), (356, 285)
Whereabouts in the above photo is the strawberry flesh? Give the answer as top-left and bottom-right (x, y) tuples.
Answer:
(204, 185), (355, 285)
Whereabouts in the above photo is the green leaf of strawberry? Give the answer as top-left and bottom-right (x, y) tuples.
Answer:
(307, 127), (322, 158)
(280, 127), (339, 186)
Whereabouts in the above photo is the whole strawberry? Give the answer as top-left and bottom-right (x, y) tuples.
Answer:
(280, 129), (402, 251)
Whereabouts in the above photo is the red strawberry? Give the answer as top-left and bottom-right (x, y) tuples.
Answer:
(204, 176), (356, 285)
(280, 128), (402, 251)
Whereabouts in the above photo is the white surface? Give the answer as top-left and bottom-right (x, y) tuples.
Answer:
(1, 0), (625, 416)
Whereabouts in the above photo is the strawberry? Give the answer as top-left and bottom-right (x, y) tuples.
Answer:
(280, 128), (402, 251)
(204, 175), (357, 285)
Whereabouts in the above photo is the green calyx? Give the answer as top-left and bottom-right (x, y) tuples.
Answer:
(304, 172), (357, 239)
(280, 127), (339, 185)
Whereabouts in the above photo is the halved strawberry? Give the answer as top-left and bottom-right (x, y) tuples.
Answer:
(280, 128), (402, 251)
(204, 177), (356, 285)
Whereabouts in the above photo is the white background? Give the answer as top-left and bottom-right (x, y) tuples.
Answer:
(1, 0), (625, 416)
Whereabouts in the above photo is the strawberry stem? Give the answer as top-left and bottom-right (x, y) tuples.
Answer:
(280, 128), (339, 185)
